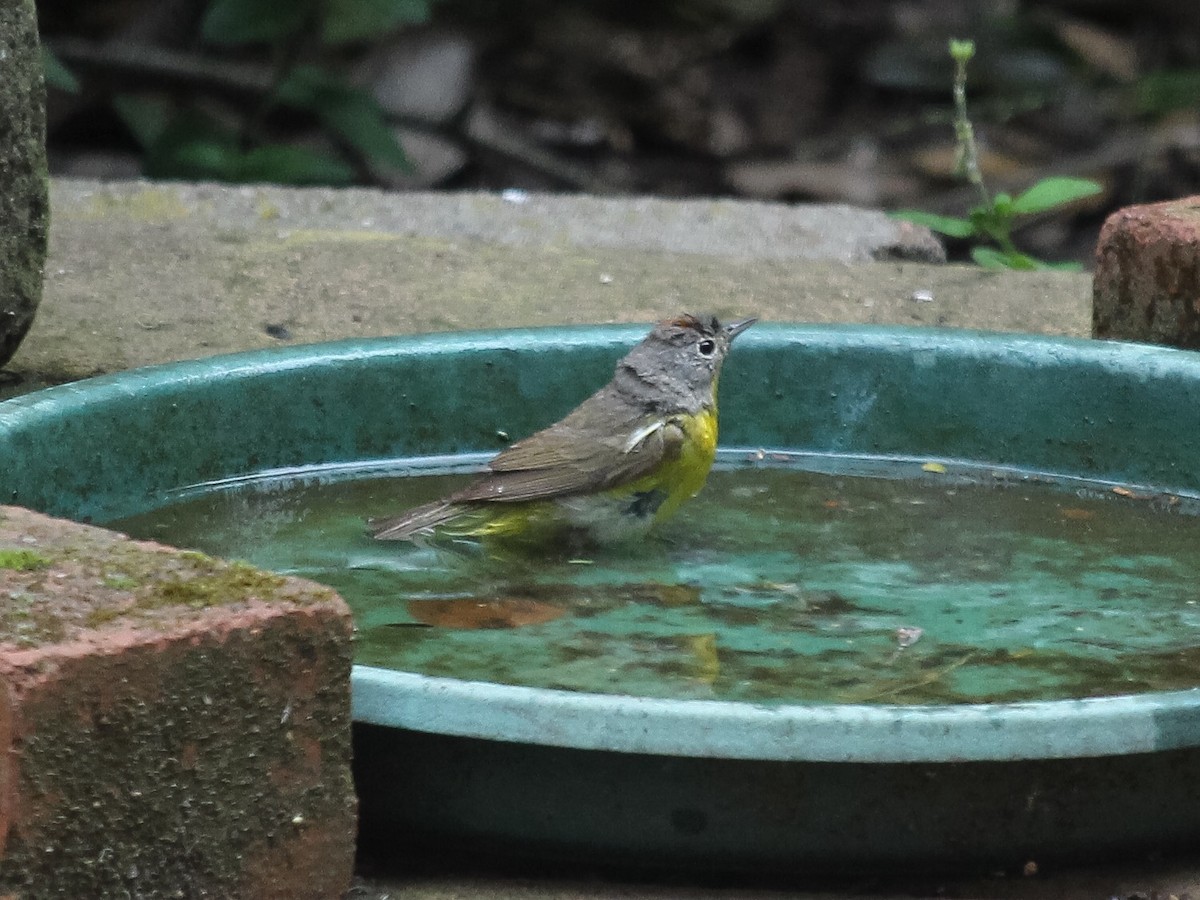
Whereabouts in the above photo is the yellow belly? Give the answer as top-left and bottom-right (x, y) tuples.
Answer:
(624, 407), (718, 521)
(444, 408), (719, 548)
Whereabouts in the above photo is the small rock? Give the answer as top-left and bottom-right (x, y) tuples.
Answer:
(0, 0), (49, 370)
(874, 221), (947, 264)
(706, 103), (753, 158)
(360, 30), (476, 126)
(373, 126), (468, 189)
(49, 150), (144, 181)
(725, 154), (921, 206)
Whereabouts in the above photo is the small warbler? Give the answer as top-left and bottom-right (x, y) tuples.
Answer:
(371, 313), (756, 548)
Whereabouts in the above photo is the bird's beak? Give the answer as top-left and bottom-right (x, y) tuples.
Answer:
(723, 317), (758, 341)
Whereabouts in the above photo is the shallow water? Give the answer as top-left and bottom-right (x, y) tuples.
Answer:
(110, 452), (1200, 705)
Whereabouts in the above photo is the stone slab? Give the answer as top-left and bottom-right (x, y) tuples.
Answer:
(2, 180), (1090, 395)
(0, 505), (356, 899)
(1094, 195), (1200, 348)
(0, 0), (49, 369)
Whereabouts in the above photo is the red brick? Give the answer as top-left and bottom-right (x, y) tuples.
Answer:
(1093, 196), (1200, 347)
(0, 506), (356, 898)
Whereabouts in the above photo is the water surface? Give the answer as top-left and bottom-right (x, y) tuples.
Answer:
(110, 452), (1200, 705)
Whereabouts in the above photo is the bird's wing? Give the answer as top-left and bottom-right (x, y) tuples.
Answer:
(369, 499), (458, 541)
(449, 415), (685, 504)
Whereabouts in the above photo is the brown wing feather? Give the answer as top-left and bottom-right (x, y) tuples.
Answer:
(371, 388), (685, 540)
(369, 499), (458, 540)
(486, 388), (637, 473)
(449, 417), (684, 504)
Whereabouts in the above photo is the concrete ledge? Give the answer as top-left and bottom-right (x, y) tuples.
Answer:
(0, 505), (356, 899)
(1094, 196), (1200, 348)
(4, 179), (1090, 393)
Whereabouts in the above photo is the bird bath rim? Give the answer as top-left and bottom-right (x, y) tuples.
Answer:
(351, 666), (1200, 763)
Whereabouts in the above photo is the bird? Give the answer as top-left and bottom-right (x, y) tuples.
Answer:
(370, 313), (756, 550)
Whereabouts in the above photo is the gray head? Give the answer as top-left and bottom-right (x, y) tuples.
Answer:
(613, 313), (757, 410)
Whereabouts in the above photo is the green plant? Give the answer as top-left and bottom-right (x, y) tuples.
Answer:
(41, 47), (79, 93)
(1135, 69), (1200, 116)
(893, 39), (1101, 271)
(92, 0), (436, 185)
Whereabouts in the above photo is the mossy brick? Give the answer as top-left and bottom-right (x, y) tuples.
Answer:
(1093, 196), (1200, 349)
(0, 505), (356, 898)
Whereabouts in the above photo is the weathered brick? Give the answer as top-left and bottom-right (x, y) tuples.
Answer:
(0, 506), (356, 899)
(1093, 196), (1200, 348)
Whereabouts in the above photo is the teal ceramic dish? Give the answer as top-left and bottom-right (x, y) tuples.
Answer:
(4, 324), (1200, 870)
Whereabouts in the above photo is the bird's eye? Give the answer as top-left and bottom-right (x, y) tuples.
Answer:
(697, 339), (716, 357)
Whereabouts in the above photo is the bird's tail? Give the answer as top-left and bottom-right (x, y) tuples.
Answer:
(369, 499), (462, 541)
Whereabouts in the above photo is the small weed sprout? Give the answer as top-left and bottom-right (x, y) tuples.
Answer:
(893, 39), (1102, 271)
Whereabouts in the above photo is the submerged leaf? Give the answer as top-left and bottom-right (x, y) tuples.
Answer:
(407, 597), (565, 629)
(681, 633), (720, 684)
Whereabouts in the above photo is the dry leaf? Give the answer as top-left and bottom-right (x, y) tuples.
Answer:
(1054, 18), (1138, 82)
(407, 597), (566, 629)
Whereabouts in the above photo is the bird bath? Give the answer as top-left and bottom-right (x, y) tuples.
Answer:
(4, 324), (1200, 872)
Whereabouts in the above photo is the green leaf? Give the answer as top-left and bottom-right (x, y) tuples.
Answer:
(968, 205), (1012, 245)
(890, 210), (975, 239)
(1136, 70), (1200, 116)
(971, 246), (1018, 269)
(143, 112), (241, 181)
(42, 47), (79, 93)
(117, 94), (357, 186)
(1010, 177), (1102, 215)
(167, 139), (242, 180)
(234, 145), (356, 185)
(321, 0), (431, 44)
(201, 0), (313, 45)
(112, 94), (175, 150)
(275, 66), (411, 170)
(970, 246), (1040, 270)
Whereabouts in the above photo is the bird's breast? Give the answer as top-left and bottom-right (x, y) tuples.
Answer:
(630, 406), (718, 522)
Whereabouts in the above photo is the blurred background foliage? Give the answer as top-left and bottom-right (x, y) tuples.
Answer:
(37, 0), (1200, 266)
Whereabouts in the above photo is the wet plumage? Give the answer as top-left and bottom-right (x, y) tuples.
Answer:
(370, 313), (755, 547)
